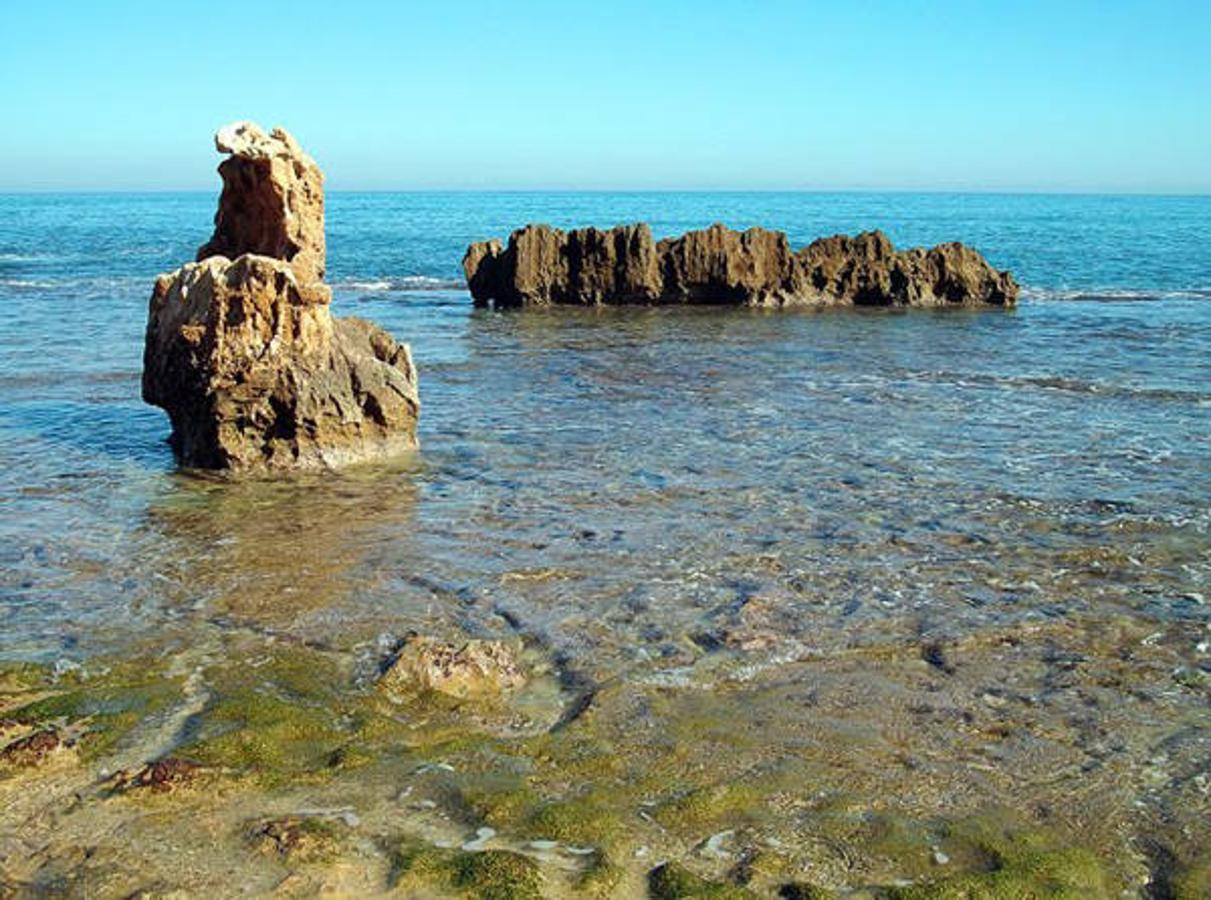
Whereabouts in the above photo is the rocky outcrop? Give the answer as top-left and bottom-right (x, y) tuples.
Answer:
(464, 223), (1018, 308)
(143, 123), (419, 471)
(464, 223), (663, 306)
(196, 121), (326, 286)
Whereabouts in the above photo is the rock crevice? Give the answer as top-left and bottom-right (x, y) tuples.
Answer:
(464, 223), (1018, 308)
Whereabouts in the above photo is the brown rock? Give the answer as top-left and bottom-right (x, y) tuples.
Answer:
(251, 816), (343, 861)
(658, 223), (795, 304)
(464, 223), (1018, 308)
(379, 636), (526, 699)
(143, 124), (420, 471)
(463, 237), (504, 300)
(197, 121), (326, 286)
(143, 256), (418, 469)
(464, 223), (663, 306)
(566, 223), (662, 304)
(108, 757), (203, 794)
(0, 728), (64, 768)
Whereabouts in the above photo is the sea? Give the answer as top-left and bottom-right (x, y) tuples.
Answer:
(1, 191), (1207, 663)
(2, 193), (1210, 892)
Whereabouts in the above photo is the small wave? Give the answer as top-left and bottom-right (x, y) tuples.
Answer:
(0, 253), (54, 264)
(0, 278), (58, 289)
(336, 275), (465, 292)
(0, 275), (151, 291)
(1021, 286), (1211, 303)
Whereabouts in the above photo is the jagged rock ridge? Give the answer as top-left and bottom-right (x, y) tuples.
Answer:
(142, 122), (419, 470)
(463, 223), (1018, 308)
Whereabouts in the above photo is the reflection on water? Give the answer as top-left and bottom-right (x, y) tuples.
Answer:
(144, 463), (424, 640)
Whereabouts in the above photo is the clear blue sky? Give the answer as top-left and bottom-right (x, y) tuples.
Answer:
(2, 0), (1208, 192)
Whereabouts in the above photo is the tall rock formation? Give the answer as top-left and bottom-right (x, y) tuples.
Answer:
(196, 122), (326, 286)
(463, 223), (1018, 308)
(143, 122), (419, 471)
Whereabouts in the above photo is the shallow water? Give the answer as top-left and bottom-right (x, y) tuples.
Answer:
(1, 192), (1209, 895)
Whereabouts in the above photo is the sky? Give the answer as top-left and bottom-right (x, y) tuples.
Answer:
(1, 0), (1208, 192)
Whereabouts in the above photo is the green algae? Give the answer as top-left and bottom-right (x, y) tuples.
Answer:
(0, 661), (49, 699)
(651, 782), (766, 831)
(883, 817), (1113, 899)
(1173, 855), (1211, 900)
(3, 660), (185, 763)
(460, 779), (624, 856)
(520, 795), (622, 847)
(181, 685), (349, 781)
(461, 780), (540, 830)
(175, 647), (408, 784)
(575, 851), (626, 897)
(455, 850), (544, 900)
(390, 842), (543, 899)
(648, 862), (755, 899)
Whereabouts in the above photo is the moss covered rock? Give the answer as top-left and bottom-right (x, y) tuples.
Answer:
(649, 862), (755, 899)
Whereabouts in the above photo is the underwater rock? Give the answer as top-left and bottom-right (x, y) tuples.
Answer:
(143, 123), (419, 470)
(463, 223), (1018, 308)
(250, 815), (345, 862)
(0, 727), (69, 768)
(107, 757), (203, 794)
(379, 636), (526, 699)
(648, 861), (755, 898)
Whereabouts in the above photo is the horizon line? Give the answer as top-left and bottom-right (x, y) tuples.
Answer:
(1, 187), (1210, 198)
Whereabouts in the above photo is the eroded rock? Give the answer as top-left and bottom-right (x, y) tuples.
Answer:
(379, 637), (526, 699)
(463, 223), (1018, 308)
(143, 123), (419, 470)
(197, 121), (326, 286)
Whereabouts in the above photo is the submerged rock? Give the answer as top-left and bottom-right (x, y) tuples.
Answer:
(107, 757), (203, 794)
(648, 861), (754, 898)
(379, 636), (526, 699)
(143, 123), (419, 470)
(0, 727), (68, 768)
(463, 223), (1018, 308)
(250, 815), (345, 862)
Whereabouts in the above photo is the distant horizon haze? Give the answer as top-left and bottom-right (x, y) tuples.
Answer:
(2, 0), (1208, 193)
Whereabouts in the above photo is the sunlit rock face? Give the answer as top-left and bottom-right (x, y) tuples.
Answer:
(464, 222), (1018, 308)
(196, 121), (327, 286)
(142, 123), (419, 471)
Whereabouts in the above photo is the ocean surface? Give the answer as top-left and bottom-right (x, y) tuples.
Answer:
(1, 192), (1210, 892)
(1, 192), (1208, 661)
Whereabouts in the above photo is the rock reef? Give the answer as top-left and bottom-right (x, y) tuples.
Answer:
(143, 122), (419, 470)
(463, 223), (1018, 308)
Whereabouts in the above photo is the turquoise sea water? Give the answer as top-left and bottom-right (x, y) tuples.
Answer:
(0, 192), (1208, 662)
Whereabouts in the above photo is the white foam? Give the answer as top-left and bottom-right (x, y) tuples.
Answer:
(337, 275), (465, 292)
(1021, 286), (1211, 303)
(0, 253), (51, 263)
(0, 278), (57, 289)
